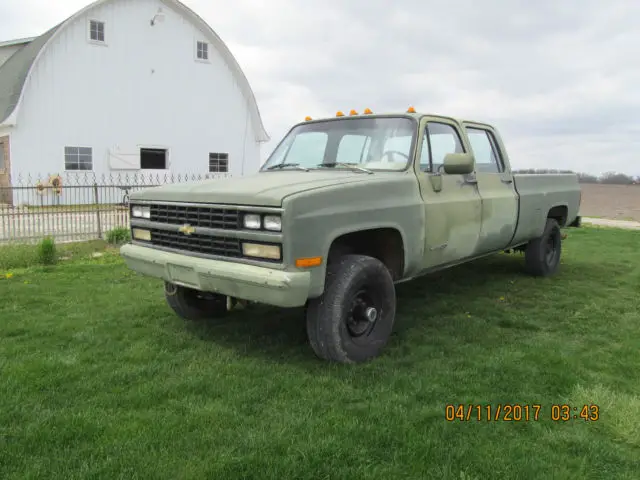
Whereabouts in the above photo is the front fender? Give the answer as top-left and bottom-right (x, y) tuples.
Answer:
(281, 174), (425, 298)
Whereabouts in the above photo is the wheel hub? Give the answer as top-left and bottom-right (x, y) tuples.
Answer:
(365, 307), (377, 323)
(346, 291), (379, 337)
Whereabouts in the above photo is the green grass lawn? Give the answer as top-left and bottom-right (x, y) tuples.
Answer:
(1, 227), (639, 479)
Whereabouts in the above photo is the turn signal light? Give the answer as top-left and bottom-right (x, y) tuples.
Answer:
(295, 256), (323, 268)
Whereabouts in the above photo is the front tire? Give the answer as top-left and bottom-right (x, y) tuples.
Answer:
(524, 218), (562, 277)
(305, 254), (396, 364)
(164, 282), (228, 321)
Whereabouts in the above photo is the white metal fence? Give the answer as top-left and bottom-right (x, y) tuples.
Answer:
(0, 171), (231, 244)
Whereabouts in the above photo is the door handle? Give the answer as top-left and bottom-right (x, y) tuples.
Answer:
(501, 178), (513, 184)
(464, 178), (478, 185)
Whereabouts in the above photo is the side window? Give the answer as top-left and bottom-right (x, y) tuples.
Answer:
(466, 127), (501, 173)
(336, 134), (371, 164)
(282, 132), (327, 167)
(427, 122), (464, 172)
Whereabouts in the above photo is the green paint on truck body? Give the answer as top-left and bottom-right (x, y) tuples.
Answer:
(120, 112), (581, 308)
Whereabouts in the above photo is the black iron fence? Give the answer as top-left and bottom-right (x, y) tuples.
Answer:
(0, 171), (232, 244)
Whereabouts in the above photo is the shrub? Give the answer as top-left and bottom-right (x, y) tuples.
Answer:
(106, 227), (131, 245)
(37, 237), (57, 265)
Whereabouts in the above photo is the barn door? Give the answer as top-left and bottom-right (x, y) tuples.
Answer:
(0, 136), (11, 206)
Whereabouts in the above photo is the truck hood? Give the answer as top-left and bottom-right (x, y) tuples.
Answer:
(129, 171), (376, 207)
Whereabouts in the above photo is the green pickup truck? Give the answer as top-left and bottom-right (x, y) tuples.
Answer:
(120, 108), (582, 364)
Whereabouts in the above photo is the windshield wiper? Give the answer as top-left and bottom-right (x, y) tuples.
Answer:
(316, 162), (373, 174)
(266, 163), (309, 171)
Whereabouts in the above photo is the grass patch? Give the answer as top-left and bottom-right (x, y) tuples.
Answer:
(0, 239), (112, 270)
(1, 227), (639, 479)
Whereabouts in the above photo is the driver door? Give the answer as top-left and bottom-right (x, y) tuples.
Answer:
(415, 118), (483, 269)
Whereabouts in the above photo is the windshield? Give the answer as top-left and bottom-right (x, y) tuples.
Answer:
(261, 116), (417, 172)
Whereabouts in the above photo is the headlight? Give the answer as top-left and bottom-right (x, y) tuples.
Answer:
(263, 215), (282, 231)
(243, 214), (261, 229)
(242, 243), (281, 260)
(132, 205), (150, 219)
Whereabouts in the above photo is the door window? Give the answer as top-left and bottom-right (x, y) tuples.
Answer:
(425, 122), (465, 172)
(466, 127), (503, 173)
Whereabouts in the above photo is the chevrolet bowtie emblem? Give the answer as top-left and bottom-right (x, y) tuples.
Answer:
(178, 224), (195, 235)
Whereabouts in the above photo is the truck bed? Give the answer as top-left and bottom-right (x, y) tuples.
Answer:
(510, 173), (582, 246)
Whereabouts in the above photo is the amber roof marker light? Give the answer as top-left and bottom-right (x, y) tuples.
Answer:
(363, 108), (373, 114)
(336, 111), (345, 117)
(304, 116), (312, 121)
(349, 109), (358, 115)
(407, 106), (416, 113)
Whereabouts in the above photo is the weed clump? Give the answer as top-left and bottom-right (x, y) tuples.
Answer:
(37, 237), (57, 265)
(106, 227), (131, 245)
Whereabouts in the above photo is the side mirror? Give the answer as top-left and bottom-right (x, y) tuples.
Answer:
(443, 153), (474, 175)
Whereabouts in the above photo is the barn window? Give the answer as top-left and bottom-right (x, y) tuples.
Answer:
(209, 153), (228, 173)
(140, 148), (167, 169)
(196, 41), (209, 60)
(89, 20), (105, 42)
(64, 146), (93, 171)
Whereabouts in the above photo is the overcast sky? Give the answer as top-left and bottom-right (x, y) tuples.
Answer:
(1, 0), (639, 176)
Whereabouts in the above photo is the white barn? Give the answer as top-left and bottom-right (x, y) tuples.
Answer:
(0, 0), (269, 206)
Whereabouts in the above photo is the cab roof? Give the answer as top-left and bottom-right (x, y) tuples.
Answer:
(298, 108), (494, 130)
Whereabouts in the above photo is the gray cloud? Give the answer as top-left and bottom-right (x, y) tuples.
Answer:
(2, 0), (639, 175)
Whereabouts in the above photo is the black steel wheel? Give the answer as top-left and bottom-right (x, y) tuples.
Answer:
(164, 282), (228, 321)
(524, 218), (562, 277)
(306, 254), (396, 363)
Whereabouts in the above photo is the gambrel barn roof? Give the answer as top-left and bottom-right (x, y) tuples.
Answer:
(0, 0), (269, 141)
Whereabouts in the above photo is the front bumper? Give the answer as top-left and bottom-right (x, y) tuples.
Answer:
(119, 243), (311, 308)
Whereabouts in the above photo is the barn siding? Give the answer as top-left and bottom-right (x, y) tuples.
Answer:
(9, 0), (263, 206)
